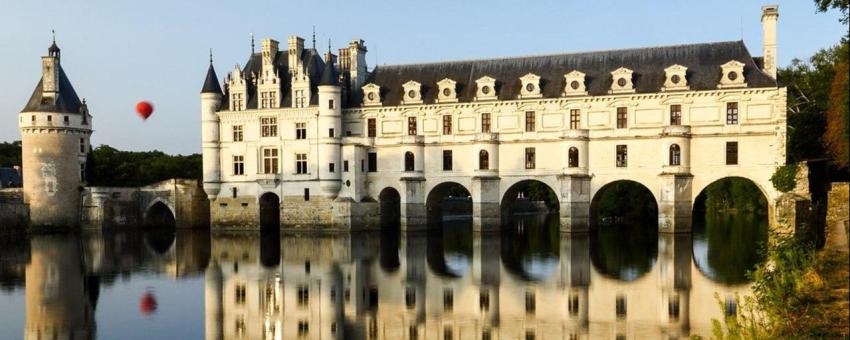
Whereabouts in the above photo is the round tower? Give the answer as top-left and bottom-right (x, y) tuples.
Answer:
(19, 40), (92, 227)
(317, 54), (342, 197)
(200, 54), (223, 200)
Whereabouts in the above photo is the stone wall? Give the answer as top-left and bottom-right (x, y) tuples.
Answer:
(0, 188), (28, 230)
(81, 179), (209, 229)
(826, 182), (849, 250)
(210, 196), (259, 228)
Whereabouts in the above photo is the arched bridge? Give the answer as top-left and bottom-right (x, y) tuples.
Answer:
(81, 179), (209, 229)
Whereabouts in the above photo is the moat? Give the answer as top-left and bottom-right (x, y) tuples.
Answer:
(0, 211), (767, 340)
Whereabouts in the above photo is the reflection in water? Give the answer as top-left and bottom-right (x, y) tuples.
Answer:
(693, 212), (768, 283)
(0, 212), (770, 339)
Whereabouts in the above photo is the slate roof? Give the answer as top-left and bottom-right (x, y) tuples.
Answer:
(201, 64), (223, 94)
(220, 48), (329, 110)
(361, 40), (777, 107)
(21, 65), (84, 114)
(318, 58), (339, 86)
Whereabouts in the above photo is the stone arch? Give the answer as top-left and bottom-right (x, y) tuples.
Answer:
(378, 187), (402, 229)
(143, 200), (175, 228)
(691, 175), (771, 206)
(259, 192), (280, 230)
(425, 181), (472, 221)
(500, 179), (560, 215)
(589, 180), (658, 227)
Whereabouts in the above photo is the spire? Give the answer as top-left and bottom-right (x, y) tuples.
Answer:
(48, 29), (60, 60)
(318, 54), (339, 87)
(250, 32), (255, 54)
(201, 53), (223, 94)
(312, 26), (317, 50)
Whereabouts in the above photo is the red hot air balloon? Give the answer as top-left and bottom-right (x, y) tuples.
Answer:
(140, 290), (158, 315)
(136, 101), (154, 120)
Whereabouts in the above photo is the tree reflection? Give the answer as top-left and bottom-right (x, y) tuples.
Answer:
(500, 213), (560, 281)
(590, 223), (658, 281)
(693, 212), (768, 284)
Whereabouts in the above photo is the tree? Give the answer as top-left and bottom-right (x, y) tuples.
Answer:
(816, 0), (849, 24)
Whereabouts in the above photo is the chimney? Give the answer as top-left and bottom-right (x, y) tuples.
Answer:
(261, 38), (279, 67)
(41, 56), (60, 101)
(288, 35), (305, 74)
(348, 39), (368, 90)
(761, 4), (779, 79)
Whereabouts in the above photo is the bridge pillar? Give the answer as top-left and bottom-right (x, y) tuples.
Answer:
(561, 233), (590, 330)
(559, 175), (591, 232)
(658, 234), (692, 336)
(400, 177), (427, 231)
(471, 176), (501, 232)
(473, 233), (500, 325)
(658, 174), (693, 233)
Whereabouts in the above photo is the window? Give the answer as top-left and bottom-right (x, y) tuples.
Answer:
(443, 115), (452, 135)
(568, 147), (579, 168)
(233, 155), (244, 175)
(407, 117), (417, 135)
(294, 90), (306, 108)
(63, 116), (69, 125)
(367, 152), (377, 172)
(525, 111), (536, 132)
(726, 102), (739, 124)
(480, 290), (490, 311)
(328, 128), (335, 138)
(443, 150), (453, 171)
(47, 115), (52, 123)
(525, 291), (536, 315)
(669, 144), (681, 166)
(304, 188), (310, 201)
(233, 125), (243, 142)
(296, 153), (308, 174)
(404, 152), (415, 172)
(444, 327), (453, 340)
(443, 289), (453, 312)
(79, 138), (86, 153)
(31, 115), (35, 123)
(297, 285), (309, 306)
(479, 150), (489, 170)
(235, 316), (246, 337)
(482, 329), (492, 340)
(616, 107), (627, 128)
(296, 122), (307, 139)
(235, 284), (246, 305)
(670, 105), (682, 126)
(568, 293), (579, 317)
(260, 91), (269, 108)
(232, 93), (244, 111)
(616, 295), (627, 319)
(261, 117), (278, 137)
(570, 109), (581, 129)
(481, 113), (491, 133)
(616, 145), (628, 167)
(329, 163), (335, 173)
(525, 331), (536, 340)
(724, 297), (737, 317)
(297, 321), (309, 337)
(263, 148), (279, 174)
(405, 287), (416, 309)
(525, 148), (536, 169)
(669, 295), (680, 321)
(726, 142), (738, 165)
(367, 118), (377, 137)
(343, 160), (349, 172)
(409, 326), (418, 340)
(328, 99), (335, 109)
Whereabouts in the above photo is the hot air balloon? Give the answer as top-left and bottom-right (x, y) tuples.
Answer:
(140, 289), (158, 315)
(136, 101), (154, 120)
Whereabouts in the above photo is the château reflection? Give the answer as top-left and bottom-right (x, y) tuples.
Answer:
(2, 211), (765, 339)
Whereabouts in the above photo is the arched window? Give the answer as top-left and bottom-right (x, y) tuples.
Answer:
(669, 144), (681, 166)
(568, 147), (579, 168)
(404, 152), (415, 172)
(479, 150), (489, 170)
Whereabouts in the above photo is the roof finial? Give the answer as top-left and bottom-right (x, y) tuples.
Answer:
(250, 32), (255, 54)
(51, 29), (56, 44)
(312, 26), (317, 50)
(328, 38), (332, 55)
(209, 48), (214, 65)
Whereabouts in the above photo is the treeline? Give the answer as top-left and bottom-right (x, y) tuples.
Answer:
(0, 141), (21, 168)
(85, 145), (201, 187)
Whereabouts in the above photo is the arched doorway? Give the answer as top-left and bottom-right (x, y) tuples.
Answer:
(144, 202), (175, 228)
(692, 177), (768, 283)
(500, 180), (559, 223)
(379, 187), (401, 229)
(589, 180), (658, 280)
(259, 193), (280, 229)
(425, 182), (472, 224)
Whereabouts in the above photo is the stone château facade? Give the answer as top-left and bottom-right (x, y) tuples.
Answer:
(201, 5), (786, 232)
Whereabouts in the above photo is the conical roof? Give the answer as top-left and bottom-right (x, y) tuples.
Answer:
(201, 64), (223, 94)
(318, 58), (339, 86)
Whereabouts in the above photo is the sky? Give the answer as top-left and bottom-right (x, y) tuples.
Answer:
(0, 0), (846, 155)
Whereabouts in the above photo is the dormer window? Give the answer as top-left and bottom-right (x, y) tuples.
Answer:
(718, 61), (746, 88)
(362, 83), (382, 106)
(663, 65), (689, 91)
(519, 73), (542, 99)
(609, 67), (635, 94)
(437, 78), (457, 103)
(475, 76), (497, 101)
(563, 71), (587, 96)
(402, 81), (422, 105)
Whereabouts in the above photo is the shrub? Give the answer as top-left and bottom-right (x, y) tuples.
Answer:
(770, 164), (798, 193)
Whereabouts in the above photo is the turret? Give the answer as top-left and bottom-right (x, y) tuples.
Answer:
(318, 55), (342, 197)
(201, 55), (223, 199)
(19, 39), (92, 227)
(761, 4), (779, 79)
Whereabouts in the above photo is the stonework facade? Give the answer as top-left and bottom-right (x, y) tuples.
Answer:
(202, 5), (786, 232)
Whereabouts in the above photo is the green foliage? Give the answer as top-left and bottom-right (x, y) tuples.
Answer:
(815, 0), (849, 24)
(770, 164), (799, 193)
(695, 212), (768, 284)
(0, 141), (22, 168)
(594, 182), (657, 223)
(526, 181), (558, 209)
(86, 145), (202, 187)
(703, 178), (767, 213)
